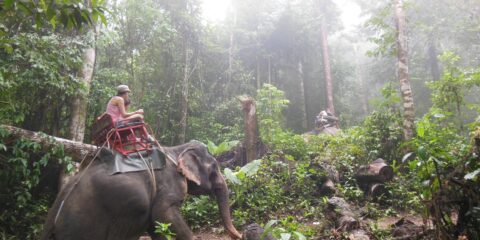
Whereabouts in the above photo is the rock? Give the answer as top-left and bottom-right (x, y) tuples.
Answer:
(243, 223), (276, 240)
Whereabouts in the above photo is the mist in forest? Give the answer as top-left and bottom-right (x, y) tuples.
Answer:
(1, 1), (480, 239)
(1, 0), (479, 143)
(196, 0), (480, 131)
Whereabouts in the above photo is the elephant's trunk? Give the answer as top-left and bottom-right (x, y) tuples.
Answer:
(215, 178), (242, 239)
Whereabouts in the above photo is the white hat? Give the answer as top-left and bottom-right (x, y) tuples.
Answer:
(116, 85), (131, 94)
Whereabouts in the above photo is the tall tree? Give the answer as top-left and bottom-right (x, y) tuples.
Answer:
(69, 30), (96, 142)
(394, 0), (415, 140)
(179, 39), (195, 144)
(175, 0), (199, 144)
(297, 60), (308, 129)
(317, 0), (335, 115)
(427, 35), (440, 81)
(354, 45), (369, 116)
(227, 1), (237, 85)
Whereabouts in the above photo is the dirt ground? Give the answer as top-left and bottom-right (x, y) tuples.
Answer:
(375, 213), (429, 230)
(139, 230), (231, 240)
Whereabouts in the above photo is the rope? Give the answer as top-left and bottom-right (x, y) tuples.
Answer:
(54, 140), (107, 224)
(53, 129), (115, 224)
(136, 151), (157, 197)
(145, 124), (177, 166)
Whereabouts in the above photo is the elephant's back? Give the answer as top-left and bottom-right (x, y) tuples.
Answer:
(53, 164), (152, 239)
(87, 165), (153, 212)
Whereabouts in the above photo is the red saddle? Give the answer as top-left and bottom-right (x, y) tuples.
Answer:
(91, 113), (151, 155)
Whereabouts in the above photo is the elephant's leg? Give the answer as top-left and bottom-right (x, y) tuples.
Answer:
(149, 203), (194, 240)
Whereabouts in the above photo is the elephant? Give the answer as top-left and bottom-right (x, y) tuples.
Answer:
(40, 141), (242, 240)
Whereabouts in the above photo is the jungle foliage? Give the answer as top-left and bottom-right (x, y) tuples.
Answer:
(1, 0), (480, 239)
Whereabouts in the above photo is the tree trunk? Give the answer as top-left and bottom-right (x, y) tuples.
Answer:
(1, 125), (97, 163)
(368, 183), (387, 198)
(227, 3), (237, 85)
(178, 40), (190, 144)
(325, 197), (359, 231)
(395, 0), (415, 141)
(238, 96), (258, 163)
(358, 68), (369, 116)
(298, 61), (308, 130)
(318, 2), (335, 115)
(256, 55), (261, 90)
(320, 178), (336, 196)
(355, 158), (393, 199)
(68, 31), (96, 143)
(428, 35), (441, 81)
(354, 45), (369, 115)
(355, 158), (394, 183)
(268, 56), (272, 84)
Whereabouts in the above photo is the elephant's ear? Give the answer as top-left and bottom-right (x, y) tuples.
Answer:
(177, 149), (202, 186)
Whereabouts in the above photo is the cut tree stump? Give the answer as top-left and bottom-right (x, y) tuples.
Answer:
(355, 158), (394, 198)
(355, 158), (394, 184)
(238, 96), (258, 163)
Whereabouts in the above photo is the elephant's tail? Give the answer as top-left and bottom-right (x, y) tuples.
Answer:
(39, 213), (56, 240)
(39, 183), (73, 239)
(39, 199), (62, 240)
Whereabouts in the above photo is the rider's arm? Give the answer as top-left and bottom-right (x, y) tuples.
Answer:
(114, 97), (142, 118)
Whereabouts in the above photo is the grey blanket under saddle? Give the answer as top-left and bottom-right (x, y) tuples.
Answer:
(97, 147), (166, 175)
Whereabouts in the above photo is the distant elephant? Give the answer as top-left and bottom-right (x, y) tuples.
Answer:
(40, 141), (242, 240)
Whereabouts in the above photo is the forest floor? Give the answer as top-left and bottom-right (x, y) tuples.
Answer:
(139, 230), (231, 240)
(138, 212), (430, 239)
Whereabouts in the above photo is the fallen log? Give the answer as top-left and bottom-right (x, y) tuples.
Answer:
(355, 158), (394, 184)
(325, 197), (360, 231)
(319, 178), (336, 196)
(369, 183), (388, 198)
(391, 218), (427, 240)
(1, 125), (98, 163)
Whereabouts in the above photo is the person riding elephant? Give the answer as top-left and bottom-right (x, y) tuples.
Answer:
(40, 141), (242, 240)
(106, 84), (144, 123)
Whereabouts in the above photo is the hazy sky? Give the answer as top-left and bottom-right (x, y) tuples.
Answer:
(201, 0), (363, 31)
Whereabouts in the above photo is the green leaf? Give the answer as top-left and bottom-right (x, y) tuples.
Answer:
(207, 140), (217, 154)
(417, 122), (425, 137)
(4, 0), (14, 8)
(294, 232), (306, 240)
(280, 233), (291, 240)
(464, 169), (480, 180)
(240, 159), (261, 177)
(224, 168), (241, 185)
(263, 220), (277, 231)
(99, 12), (107, 25)
(0, 143), (6, 151)
(50, 16), (57, 29)
(261, 220), (277, 239)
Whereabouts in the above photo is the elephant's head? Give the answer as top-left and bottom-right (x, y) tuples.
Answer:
(176, 141), (242, 239)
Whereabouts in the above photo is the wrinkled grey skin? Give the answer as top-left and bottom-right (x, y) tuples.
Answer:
(40, 141), (241, 240)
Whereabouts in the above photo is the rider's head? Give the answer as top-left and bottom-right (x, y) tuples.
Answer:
(116, 85), (131, 99)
